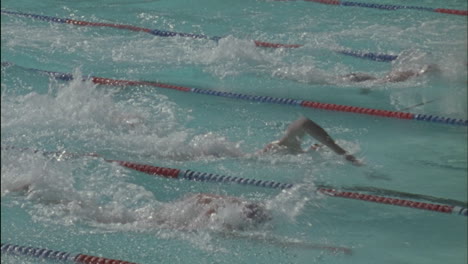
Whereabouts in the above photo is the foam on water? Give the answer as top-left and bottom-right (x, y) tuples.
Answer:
(1, 65), (254, 162)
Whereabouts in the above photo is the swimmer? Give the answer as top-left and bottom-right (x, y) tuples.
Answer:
(169, 193), (271, 230)
(342, 64), (440, 84)
(4, 183), (350, 253)
(6, 182), (270, 231)
(275, 63), (440, 89)
(259, 117), (363, 166)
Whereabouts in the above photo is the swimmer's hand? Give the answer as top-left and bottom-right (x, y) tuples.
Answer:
(308, 144), (363, 166)
(344, 154), (364, 167)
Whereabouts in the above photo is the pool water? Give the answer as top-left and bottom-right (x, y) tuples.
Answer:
(1, 0), (467, 263)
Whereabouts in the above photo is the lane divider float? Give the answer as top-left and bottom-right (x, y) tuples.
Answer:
(317, 189), (468, 216)
(316, 184), (468, 208)
(1, 243), (136, 264)
(5, 62), (467, 127)
(1, 10), (397, 62)
(2, 145), (467, 216)
(292, 0), (468, 16)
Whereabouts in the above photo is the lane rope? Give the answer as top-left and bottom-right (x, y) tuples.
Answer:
(317, 189), (468, 216)
(1, 9), (398, 62)
(295, 0), (468, 16)
(315, 184), (467, 207)
(1, 243), (137, 264)
(82, 160), (468, 216)
(2, 145), (467, 216)
(5, 62), (467, 127)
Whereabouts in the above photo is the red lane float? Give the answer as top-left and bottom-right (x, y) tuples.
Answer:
(317, 188), (467, 215)
(434, 8), (468, 16)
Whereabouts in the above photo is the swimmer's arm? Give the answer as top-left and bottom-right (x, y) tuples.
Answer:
(299, 118), (347, 154)
(308, 143), (363, 166)
(258, 118), (363, 165)
(259, 118), (332, 154)
(344, 154), (364, 166)
(300, 118), (363, 166)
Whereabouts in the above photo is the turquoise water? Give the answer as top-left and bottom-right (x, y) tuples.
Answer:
(1, 0), (467, 263)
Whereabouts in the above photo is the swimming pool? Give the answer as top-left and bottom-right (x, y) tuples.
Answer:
(1, 0), (467, 263)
